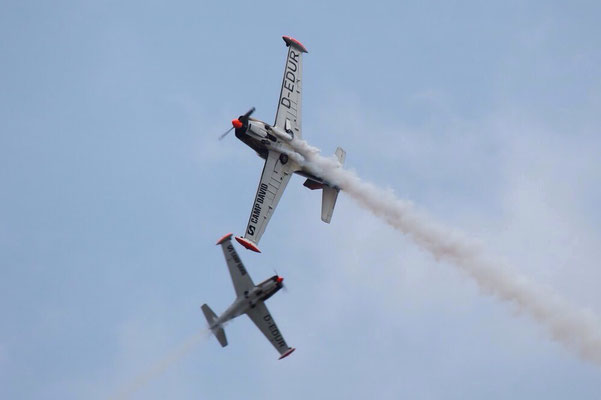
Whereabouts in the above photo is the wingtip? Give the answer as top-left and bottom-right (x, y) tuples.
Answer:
(282, 36), (308, 53)
(216, 233), (233, 245)
(279, 347), (296, 360)
(235, 236), (261, 253)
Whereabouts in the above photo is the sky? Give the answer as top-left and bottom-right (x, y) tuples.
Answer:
(1, 0), (601, 399)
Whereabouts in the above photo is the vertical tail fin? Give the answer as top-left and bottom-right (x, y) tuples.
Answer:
(321, 147), (346, 223)
(201, 304), (228, 347)
(334, 147), (346, 165)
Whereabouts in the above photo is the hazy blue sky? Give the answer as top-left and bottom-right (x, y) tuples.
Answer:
(2, 1), (601, 399)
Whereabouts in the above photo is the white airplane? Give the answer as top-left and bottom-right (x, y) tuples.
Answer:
(220, 36), (346, 253)
(201, 233), (295, 360)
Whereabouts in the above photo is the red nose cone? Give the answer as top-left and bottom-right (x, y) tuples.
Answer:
(277, 276), (284, 283)
(232, 119), (243, 129)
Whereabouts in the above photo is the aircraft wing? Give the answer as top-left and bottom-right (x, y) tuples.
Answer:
(274, 36), (308, 140)
(246, 301), (295, 359)
(216, 233), (254, 297)
(239, 150), (293, 251)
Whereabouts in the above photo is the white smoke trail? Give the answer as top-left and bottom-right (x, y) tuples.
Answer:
(288, 138), (601, 365)
(108, 330), (210, 400)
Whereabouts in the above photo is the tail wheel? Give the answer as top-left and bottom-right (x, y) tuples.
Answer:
(279, 153), (289, 164)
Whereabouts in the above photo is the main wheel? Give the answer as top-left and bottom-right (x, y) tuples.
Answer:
(279, 153), (289, 164)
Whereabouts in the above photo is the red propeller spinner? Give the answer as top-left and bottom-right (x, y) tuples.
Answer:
(219, 107), (255, 141)
(231, 119), (243, 129)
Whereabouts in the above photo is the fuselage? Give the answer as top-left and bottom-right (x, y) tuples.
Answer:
(234, 119), (327, 185)
(214, 275), (284, 327)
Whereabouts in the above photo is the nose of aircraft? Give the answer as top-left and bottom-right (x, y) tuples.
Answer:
(231, 119), (243, 129)
(276, 276), (284, 284)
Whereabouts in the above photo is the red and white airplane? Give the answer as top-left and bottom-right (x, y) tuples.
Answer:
(202, 233), (295, 359)
(220, 36), (346, 253)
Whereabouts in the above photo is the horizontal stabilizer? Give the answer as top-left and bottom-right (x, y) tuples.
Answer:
(303, 179), (323, 190)
(201, 304), (217, 327)
(202, 304), (228, 347)
(214, 327), (227, 347)
(321, 147), (345, 223)
(321, 186), (339, 223)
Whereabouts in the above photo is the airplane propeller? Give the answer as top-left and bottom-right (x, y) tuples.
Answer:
(239, 106), (256, 124)
(218, 126), (235, 141)
(218, 107), (256, 141)
(274, 269), (288, 293)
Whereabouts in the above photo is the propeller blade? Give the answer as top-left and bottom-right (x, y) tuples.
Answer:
(243, 107), (256, 119)
(218, 126), (234, 140)
(239, 107), (256, 124)
(220, 107), (254, 140)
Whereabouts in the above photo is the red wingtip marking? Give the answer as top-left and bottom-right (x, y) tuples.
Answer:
(216, 233), (233, 245)
(232, 119), (243, 129)
(282, 36), (308, 53)
(235, 236), (261, 253)
(279, 347), (296, 360)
